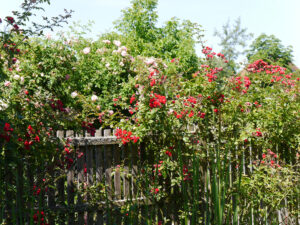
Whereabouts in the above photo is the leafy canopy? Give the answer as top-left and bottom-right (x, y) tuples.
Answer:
(246, 33), (293, 69)
(113, 0), (203, 76)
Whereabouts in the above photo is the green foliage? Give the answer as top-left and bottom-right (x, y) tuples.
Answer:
(240, 159), (299, 220)
(0, 0), (299, 224)
(246, 33), (294, 69)
(114, 0), (159, 43)
(114, 0), (203, 77)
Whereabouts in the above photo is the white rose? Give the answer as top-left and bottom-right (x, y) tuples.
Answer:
(91, 95), (98, 102)
(105, 63), (110, 68)
(20, 77), (24, 84)
(121, 51), (127, 57)
(4, 81), (11, 87)
(0, 100), (8, 111)
(119, 62), (124, 67)
(71, 91), (78, 98)
(120, 46), (127, 51)
(145, 57), (155, 65)
(83, 47), (90, 54)
(13, 74), (20, 80)
(102, 40), (111, 44)
(113, 40), (121, 47)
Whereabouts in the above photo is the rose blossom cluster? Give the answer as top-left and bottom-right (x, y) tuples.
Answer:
(0, 123), (13, 142)
(149, 93), (166, 108)
(115, 128), (139, 145)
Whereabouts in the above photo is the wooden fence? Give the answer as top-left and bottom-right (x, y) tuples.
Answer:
(49, 128), (145, 224)
(1, 127), (299, 225)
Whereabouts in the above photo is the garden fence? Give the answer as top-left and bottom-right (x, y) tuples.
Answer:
(1, 127), (298, 225)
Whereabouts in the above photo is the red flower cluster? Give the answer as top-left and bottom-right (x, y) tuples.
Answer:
(207, 93), (225, 107)
(3, 40), (20, 55)
(33, 210), (49, 225)
(5, 17), (20, 32)
(129, 94), (136, 104)
(150, 187), (160, 194)
(149, 94), (166, 108)
(148, 69), (159, 79)
(187, 96), (197, 104)
(205, 67), (223, 82)
(165, 150), (172, 157)
(0, 123), (14, 142)
(253, 128), (262, 137)
(183, 165), (191, 181)
(82, 121), (96, 136)
(247, 59), (286, 74)
(170, 58), (179, 63)
(115, 129), (140, 145)
(15, 125), (41, 150)
(202, 47), (228, 63)
(62, 139), (74, 169)
(230, 76), (251, 94)
(6, 16), (14, 24)
(150, 79), (156, 87)
(33, 185), (41, 196)
(198, 112), (206, 118)
(259, 149), (280, 168)
(270, 74), (298, 87)
(153, 162), (163, 176)
(173, 109), (188, 119)
(50, 99), (66, 112)
(202, 46), (215, 59)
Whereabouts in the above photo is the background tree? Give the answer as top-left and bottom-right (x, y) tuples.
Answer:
(113, 0), (203, 77)
(214, 17), (253, 72)
(246, 33), (294, 69)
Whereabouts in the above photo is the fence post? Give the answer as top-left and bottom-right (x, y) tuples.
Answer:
(86, 133), (94, 225)
(66, 130), (75, 225)
(77, 129), (85, 225)
(103, 129), (113, 224)
(95, 129), (104, 225)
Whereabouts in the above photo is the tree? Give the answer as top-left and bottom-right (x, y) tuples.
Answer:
(246, 33), (293, 69)
(214, 17), (253, 71)
(113, 0), (203, 76)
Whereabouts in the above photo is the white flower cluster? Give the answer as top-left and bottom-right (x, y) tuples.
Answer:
(71, 91), (78, 98)
(145, 57), (157, 67)
(83, 47), (91, 54)
(0, 99), (8, 111)
(91, 95), (98, 102)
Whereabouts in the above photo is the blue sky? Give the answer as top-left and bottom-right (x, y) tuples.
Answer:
(1, 0), (300, 66)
